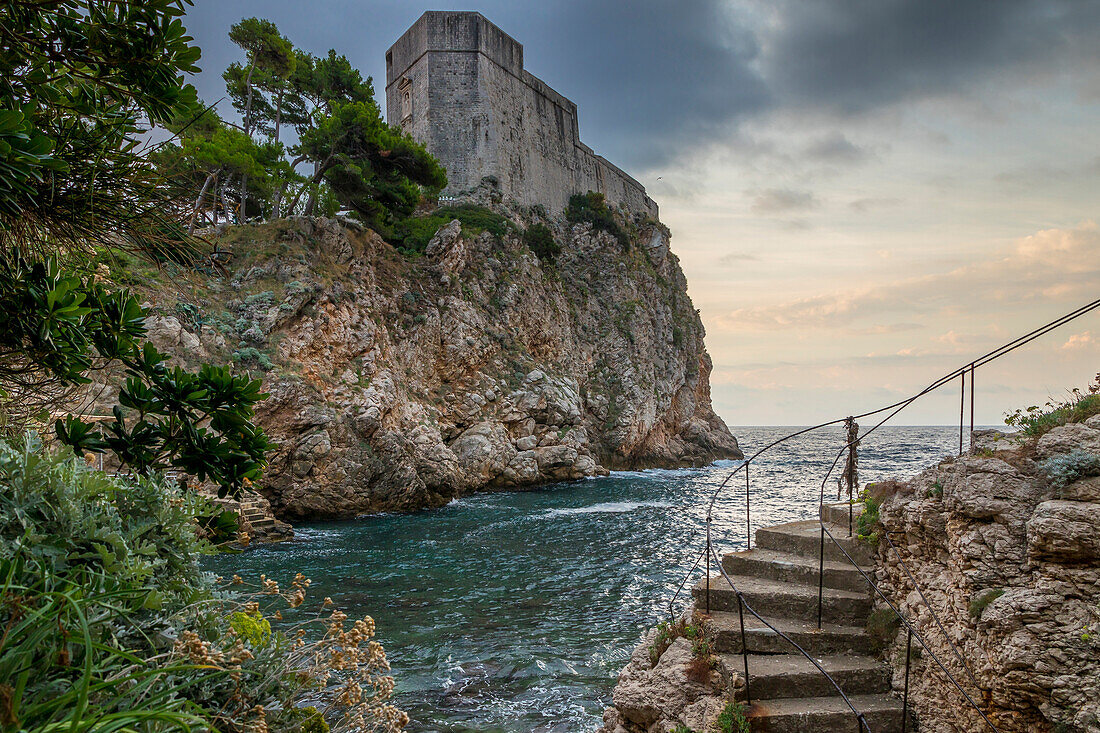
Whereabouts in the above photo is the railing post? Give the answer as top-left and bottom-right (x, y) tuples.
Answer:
(969, 362), (976, 450)
(959, 369), (966, 455)
(902, 628), (913, 733)
(817, 525), (825, 629)
(845, 416), (858, 537)
(737, 593), (751, 707)
(705, 516), (711, 615)
(745, 461), (751, 550)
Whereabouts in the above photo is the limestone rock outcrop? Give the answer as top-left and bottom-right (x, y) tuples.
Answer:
(131, 213), (740, 518)
(873, 426), (1100, 732)
(600, 628), (731, 733)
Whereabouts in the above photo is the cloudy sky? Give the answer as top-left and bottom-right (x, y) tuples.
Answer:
(182, 0), (1100, 426)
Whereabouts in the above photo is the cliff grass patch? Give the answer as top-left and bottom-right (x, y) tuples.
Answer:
(566, 191), (630, 250)
(1005, 374), (1100, 437)
(969, 588), (1005, 619)
(717, 702), (751, 733)
(866, 607), (901, 653)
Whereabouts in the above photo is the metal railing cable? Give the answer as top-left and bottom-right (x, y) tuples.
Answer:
(709, 543), (872, 733)
(817, 521), (1000, 732)
(882, 529), (984, 693)
(674, 296), (1100, 731)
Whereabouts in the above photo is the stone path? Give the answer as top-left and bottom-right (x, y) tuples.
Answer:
(692, 504), (908, 732)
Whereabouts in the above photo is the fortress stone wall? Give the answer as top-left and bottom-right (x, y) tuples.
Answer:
(385, 11), (658, 218)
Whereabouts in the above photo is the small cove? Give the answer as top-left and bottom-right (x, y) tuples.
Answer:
(204, 425), (976, 732)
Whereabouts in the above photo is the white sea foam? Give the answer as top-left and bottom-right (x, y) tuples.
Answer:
(541, 500), (676, 517)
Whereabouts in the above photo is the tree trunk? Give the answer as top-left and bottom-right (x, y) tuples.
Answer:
(188, 171), (218, 235)
(243, 63), (256, 137)
(287, 157), (333, 216)
(240, 173), (248, 222)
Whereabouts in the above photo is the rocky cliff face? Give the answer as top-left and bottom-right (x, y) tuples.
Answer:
(131, 212), (739, 518)
(872, 424), (1100, 732)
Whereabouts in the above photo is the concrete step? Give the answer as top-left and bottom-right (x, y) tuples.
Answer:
(246, 518), (276, 530)
(820, 501), (864, 527)
(692, 574), (872, 626)
(722, 548), (869, 594)
(717, 653), (890, 701)
(703, 611), (873, 656)
(755, 520), (874, 565)
(743, 693), (906, 733)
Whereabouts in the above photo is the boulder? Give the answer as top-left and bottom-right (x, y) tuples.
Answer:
(1027, 500), (1100, 562)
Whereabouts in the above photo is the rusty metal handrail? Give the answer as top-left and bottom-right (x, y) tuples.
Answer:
(679, 296), (1100, 731)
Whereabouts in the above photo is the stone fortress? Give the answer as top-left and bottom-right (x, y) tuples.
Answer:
(385, 11), (658, 218)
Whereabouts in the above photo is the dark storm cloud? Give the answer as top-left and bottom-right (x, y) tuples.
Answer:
(761, 0), (1100, 113)
(180, 0), (1100, 172)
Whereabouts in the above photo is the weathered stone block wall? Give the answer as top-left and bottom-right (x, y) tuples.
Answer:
(385, 11), (658, 218)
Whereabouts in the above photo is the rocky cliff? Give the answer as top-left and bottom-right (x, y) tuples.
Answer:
(872, 424), (1100, 732)
(125, 210), (739, 518)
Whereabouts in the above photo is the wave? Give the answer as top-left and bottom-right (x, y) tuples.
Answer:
(541, 500), (676, 517)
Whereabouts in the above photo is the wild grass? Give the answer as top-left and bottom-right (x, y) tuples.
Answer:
(1005, 373), (1100, 437)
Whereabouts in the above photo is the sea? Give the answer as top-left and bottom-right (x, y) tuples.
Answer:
(203, 425), (979, 732)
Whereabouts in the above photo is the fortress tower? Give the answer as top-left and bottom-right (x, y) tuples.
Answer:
(385, 11), (658, 218)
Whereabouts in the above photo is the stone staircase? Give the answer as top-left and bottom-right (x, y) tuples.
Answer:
(692, 503), (908, 732)
(206, 490), (293, 543)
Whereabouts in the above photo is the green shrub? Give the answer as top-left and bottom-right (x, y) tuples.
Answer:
(392, 214), (448, 252)
(0, 435), (408, 733)
(523, 223), (560, 261)
(671, 725), (695, 733)
(969, 588), (1005, 618)
(1039, 449), (1100, 495)
(1005, 375), (1100, 437)
(232, 346), (274, 370)
(856, 493), (882, 545)
(435, 204), (513, 238)
(566, 191), (630, 250)
(716, 701), (751, 733)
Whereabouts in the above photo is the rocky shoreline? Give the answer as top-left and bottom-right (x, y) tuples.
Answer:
(126, 212), (740, 520)
(598, 420), (1100, 733)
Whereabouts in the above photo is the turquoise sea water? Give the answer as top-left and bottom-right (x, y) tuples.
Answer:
(203, 425), (976, 732)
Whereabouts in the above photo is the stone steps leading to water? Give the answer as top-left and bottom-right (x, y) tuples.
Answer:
(755, 520), (874, 565)
(740, 693), (905, 733)
(693, 573), (872, 626)
(692, 507), (907, 732)
(718, 653), (890, 701)
(722, 547), (870, 593)
(704, 611), (873, 656)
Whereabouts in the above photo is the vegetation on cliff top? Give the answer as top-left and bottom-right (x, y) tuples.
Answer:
(1004, 372), (1100, 437)
(0, 2), (407, 730)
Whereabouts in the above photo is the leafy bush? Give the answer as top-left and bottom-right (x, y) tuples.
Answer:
(523, 223), (560, 261)
(566, 191), (630, 250)
(649, 618), (688, 665)
(716, 701), (751, 733)
(856, 493), (882, 545)
(0, 436), (408, 733)
(434, 204), (513, 238)
(1, 252), (272, 498)
(233, 346), (275, 371)
(1005, 374), (1100, 437)
(391, 214), (448, 253)
(1039, 449), (1100, 495)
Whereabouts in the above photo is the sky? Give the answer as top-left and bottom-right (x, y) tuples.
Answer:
(181, 0), (1100, 426)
